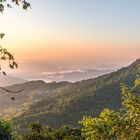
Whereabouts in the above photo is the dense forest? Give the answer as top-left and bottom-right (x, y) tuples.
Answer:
(12, 59), (140, 130)
(0, 63), (139, 140)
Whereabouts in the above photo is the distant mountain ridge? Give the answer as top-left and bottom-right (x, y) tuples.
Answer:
(0, 59), (139, 131)
(38, 68), (113, 82)
(0, 75), (26, 87)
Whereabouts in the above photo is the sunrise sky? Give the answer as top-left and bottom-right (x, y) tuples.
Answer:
(0, 0), (140, 81)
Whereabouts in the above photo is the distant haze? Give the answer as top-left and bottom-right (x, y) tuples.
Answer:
(0, 75), (26, 87)
(0, 0), (139, 81)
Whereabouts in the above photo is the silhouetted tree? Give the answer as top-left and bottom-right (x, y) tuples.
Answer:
(0, 0), (30, 93)
(0, 0), (30, 13)
(0, 1), (30, 138)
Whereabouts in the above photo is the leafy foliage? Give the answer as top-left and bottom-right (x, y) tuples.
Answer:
(0, 35), (18, 76)
(0, 0), (30, 13)
(0, 0), (30, 75)
(80, 65), (140, 140)
(0, 2), (30, 139)
(22, 123), (83, 140)
(0, 119), (15, 140)
(0, 0), (29, 88)
(22, 122), (46, 140)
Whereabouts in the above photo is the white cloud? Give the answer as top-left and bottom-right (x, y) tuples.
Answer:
(41, 68), (86, 76)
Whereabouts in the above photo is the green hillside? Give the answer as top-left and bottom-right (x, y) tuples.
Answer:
(13, 59), (140, 131)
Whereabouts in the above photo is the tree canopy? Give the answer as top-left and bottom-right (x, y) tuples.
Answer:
(80, 64), (140, 140)
(0, 0), (30, 74)
(0, 0), (30, 13)
(20, 66), (140, 139)
(0, 0), (30, 93)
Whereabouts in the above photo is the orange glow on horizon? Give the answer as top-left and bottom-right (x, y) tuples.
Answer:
(4, 39), (139, 64)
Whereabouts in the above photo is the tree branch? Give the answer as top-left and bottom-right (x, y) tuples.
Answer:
(0, 86), (24, 93)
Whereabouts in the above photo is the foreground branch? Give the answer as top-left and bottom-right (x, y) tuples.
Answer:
(0, 86), (24, 93)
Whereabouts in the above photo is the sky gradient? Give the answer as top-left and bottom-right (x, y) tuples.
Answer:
(0, 0), (139, 80)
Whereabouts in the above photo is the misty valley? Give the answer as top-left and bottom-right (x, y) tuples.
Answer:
(0, 0), (140, 139)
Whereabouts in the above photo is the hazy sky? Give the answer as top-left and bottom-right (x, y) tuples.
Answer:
(0, 0), (140, 77)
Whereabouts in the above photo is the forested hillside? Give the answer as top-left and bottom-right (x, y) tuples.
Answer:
(13, 59), (140, 131)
